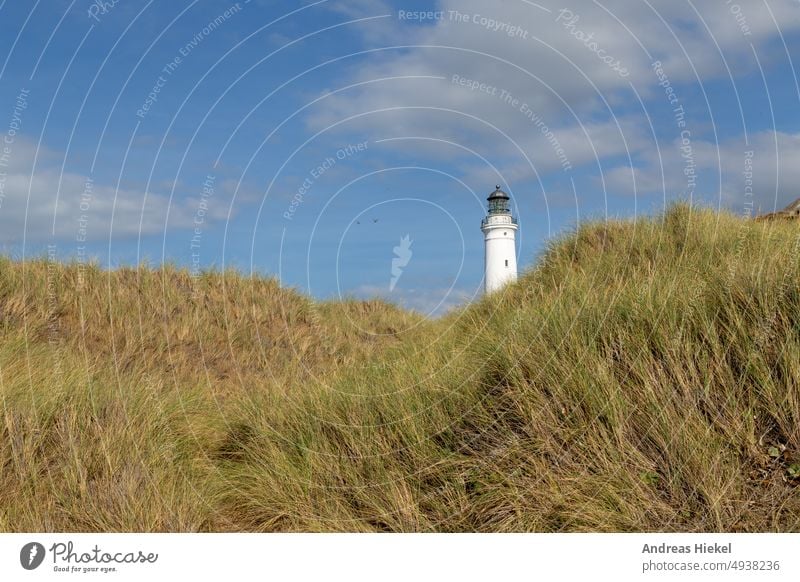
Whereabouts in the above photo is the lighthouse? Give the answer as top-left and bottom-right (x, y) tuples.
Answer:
(481, 186), (518, 293)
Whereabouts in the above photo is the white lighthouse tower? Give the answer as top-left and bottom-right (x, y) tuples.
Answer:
(481, 186), (518, 294)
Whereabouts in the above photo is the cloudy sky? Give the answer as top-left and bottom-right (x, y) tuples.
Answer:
(0, 0), (798, 314)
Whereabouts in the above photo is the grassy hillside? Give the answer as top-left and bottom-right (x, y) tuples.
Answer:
(2, 204), (800, 532)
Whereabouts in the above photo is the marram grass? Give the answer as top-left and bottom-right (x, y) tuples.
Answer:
(1, 204), (799, 532)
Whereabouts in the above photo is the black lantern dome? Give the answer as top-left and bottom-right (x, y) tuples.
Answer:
(487, 185), (510, 214)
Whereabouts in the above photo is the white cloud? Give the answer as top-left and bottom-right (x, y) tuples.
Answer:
(311, 0), (799, 124)
(603, 130), (800, 213)
(305, 0), (800, 192)
(0, 137), (240, 244)
(326, 0), (393, 19)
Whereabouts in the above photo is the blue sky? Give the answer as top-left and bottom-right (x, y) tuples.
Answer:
(0, 0), (798, 314)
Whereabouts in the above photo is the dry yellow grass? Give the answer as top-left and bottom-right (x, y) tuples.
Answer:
(1, 204), (799, 531)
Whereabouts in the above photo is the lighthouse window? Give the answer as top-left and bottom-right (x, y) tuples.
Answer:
(505, 260), (509, 267)
(503, 231), (507, 235)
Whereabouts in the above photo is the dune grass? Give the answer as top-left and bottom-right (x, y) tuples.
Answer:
(1, 203), (799, 531)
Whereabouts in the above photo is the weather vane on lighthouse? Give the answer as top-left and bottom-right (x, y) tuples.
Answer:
(481, 185), (518, 293)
